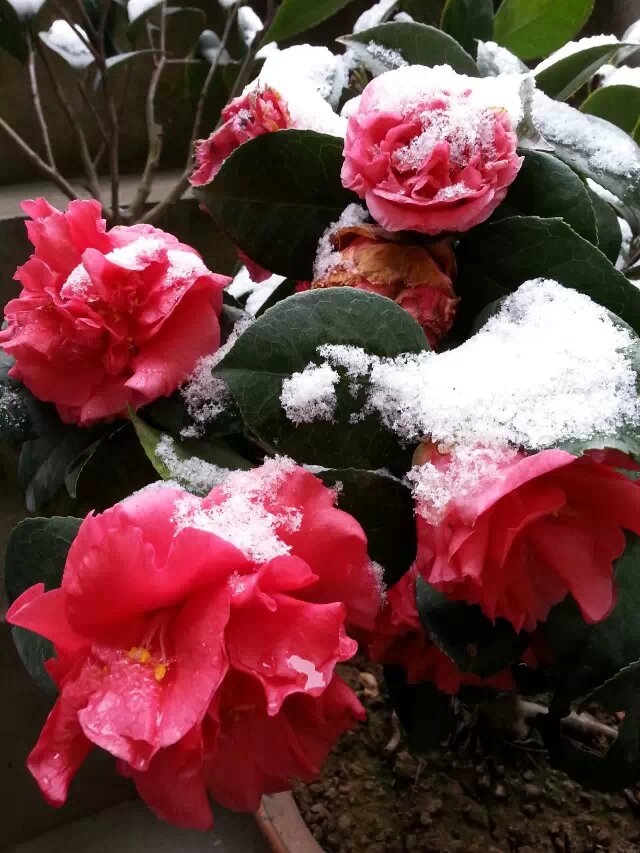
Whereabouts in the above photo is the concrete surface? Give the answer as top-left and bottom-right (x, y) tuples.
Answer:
(7, 801), (267, 853)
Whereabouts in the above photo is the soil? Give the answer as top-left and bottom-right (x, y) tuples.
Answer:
(294, 660), (640, 853)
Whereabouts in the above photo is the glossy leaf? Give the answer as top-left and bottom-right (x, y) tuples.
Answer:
(535, 42), (622, 102)
(265, 0), (358, 44)
(440, 0), (493, 58)
(215, 289), (429, 470)
(586, 184), (622, 265)
(194, 130), (355, 281)
(581, 85), (640, 138)
(416, 578), (528, 677)
(494, 0), (594, 61)
(338, 21), (479, 76)
(505, 150), (597, 245)
(318, 468), (417, 587)
(456, 216), (640, 336)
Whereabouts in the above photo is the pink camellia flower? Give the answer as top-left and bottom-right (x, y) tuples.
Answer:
(414, 446), (640, 633)
(190, 87), (292, 187)
(7, 460), (381, 829)
(370, 566), (514, 694)
(341, 66), (523, 235)
(0, 199), (229, 426)
(312, 223), (458, 348)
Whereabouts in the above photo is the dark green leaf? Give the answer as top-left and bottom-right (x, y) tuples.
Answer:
(338, 21), (479, 76)
(194, 130), (356, 280)
(384, 664), (456, 752)
(104, 49), (155, 71)
(127, 0), (162, 26)
(535, 42), (622, 102)
(5, 515), (82, 604)
(216, 289), (429, 470)
(553, 428), (640, 463)
(130, 407), (252, 495)
(456, 216), (640, 336)
(586, 185), (622, 265)
(318, 468), (416, 587)
(0, 0), (27, 63)
(505, 151), (597, 245)
(265, 0), (358, 44)
(5, 515), (81, 694)
(440, 0), (493, 59)
(494, 0), (594, 61)
(197, 28), (233, 65)
(11, 626), (56, 693)
(416, 577), (528, 678)
(581, 84), (640, 137)
(396, 0), (446, 28)
(255, 279), (298, 317)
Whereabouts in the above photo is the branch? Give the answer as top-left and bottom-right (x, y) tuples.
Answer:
(0, 116), (79, 201)
(138, 1), (242, 225)
(26, 31), (56, 168)
(519, 700), (618, 741)
(38, 44), (104, 208)
(129, 3), (167, 220)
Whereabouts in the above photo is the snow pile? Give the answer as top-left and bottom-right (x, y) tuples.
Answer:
(281, 364), (340, 423)
(238, 6), (263, 46)
(534, 34), (618, 75)
(601, 64), (640, 88)
(173, 456), (302, 563)
(251, 45), (347, 134)
(365, 65), (525, 130)
(41, 20), (92, 65)
(156, 434), (230, 495)
(533, 91), (640, 178)
(281, 280), (640, 451)
(476, 41), (528, 77)
(354, 0), (398, 32)
(227, 267), (286, 316)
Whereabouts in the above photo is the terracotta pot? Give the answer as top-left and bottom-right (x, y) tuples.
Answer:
(256, 793), (323, 853)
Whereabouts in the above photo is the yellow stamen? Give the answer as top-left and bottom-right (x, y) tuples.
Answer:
(154, 663), (168, 682)
(128, 646), (151, 664)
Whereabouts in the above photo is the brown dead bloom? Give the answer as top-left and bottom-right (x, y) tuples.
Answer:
(312, 224), (459, 348)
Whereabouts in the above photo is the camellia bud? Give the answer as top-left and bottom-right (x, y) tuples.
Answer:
(312, 224), (459, 348)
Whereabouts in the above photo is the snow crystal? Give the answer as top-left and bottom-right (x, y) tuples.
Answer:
(533, 91), (640, 178)
(366, 41), (407, 70)
(256, 41), (279, 61)
(313, 203), (369, 280)
(476, 41), (528, 77)
(238, 6), (263, 46)
(354, 0), (398, 33)
(155, 434), (230, 495)
(180, 315), (252, 436)
(284, 280), (640, 453)
(341, 95), (362, 119)
(617, 217), (633, 271)
(105, 237), (165, 268)
(0, 385), (25, 431)
(364, 65), (525, 132)
(280, 364), (340, 423)
(601, 64), (640, 88)
(534, 34), (619, 75)
(586, 178), (622, 207)
(172, 456), (302, 563)
(251, 45), (347, 135)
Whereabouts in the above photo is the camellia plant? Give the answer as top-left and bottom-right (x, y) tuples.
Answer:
(5, 0), (640, 835)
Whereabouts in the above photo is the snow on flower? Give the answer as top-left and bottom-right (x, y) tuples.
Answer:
(6, 461), (383, 828)
(0, 199), (229, 425)
(341, 65), (523, 234)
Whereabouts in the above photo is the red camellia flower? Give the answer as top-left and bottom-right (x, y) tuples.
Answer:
(370, 566), (514, 694)
(341, 66), (522, 235)
(312, 223), (458, 348)
(0, 199), (229, 425)
(190, 87), (292, 187)
(415, 447), (640, 633)
(7, 460), (382, 828)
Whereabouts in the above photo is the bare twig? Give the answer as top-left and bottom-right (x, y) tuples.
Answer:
(38, 44), (104, 207)
(518, 700), (618, 741)
(139, 1), (242, 225)
(129, 2), (167, 220)
(26, 31), (56, 168)
(0, 116), (79, 201)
